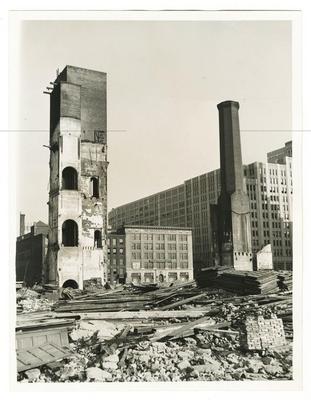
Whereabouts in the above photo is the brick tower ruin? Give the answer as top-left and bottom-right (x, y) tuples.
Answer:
(46, 65), (108, 289)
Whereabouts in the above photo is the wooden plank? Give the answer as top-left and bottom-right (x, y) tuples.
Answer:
(150, 314), (220, 342)
(79, 309), (213, 320)
(17, 343), (71, 372)
(16, 318), (75, 331)
(17, 351), (41, 366)
(159, 293), (207, 310)
(39, 343), (65, 357)
(168, 315), (221, 340)
(16, 326), (70, 351)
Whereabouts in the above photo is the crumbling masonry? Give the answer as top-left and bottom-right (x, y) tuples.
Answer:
(46, 66), (108, 289)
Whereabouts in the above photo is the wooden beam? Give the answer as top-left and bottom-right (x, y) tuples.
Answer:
(159, 293), (207, 310)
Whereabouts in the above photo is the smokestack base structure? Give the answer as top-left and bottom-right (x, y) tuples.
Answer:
(216, 100), (253, 271)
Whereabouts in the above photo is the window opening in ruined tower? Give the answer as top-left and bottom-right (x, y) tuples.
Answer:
(62, 167), (78, 190)
(62, 220), (78, 246)
(91, 177), (99, 198)
(62, 279), (79, 289)
(94, 230), (102, 248)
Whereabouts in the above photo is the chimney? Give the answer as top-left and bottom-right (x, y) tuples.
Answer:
(20, 213), (25, 236)
(217, 100), (244, 194)
(216, 100), (253, 270)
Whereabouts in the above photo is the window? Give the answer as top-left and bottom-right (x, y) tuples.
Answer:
(90, 177), (99, 198)
(157, 234), (165, 241)
(94, 230), (102, 248)
(62, 219), (78, 247)
(62, 167), (78, 190)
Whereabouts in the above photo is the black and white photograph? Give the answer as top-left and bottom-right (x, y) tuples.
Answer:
(3, 5), (306, 391)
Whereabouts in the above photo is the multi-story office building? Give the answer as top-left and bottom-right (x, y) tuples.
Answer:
(107, 225), (193, 284)
(109, 142), (292, 272)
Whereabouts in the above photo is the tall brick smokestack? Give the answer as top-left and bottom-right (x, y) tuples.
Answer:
(217, 101), (244, 193)
(217, 101), (253, 270)
(20, 213), (25, 236)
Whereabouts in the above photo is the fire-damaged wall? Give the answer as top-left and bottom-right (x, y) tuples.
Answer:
(46, 66), (108, 289)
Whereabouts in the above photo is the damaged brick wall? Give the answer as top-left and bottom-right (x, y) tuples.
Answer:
(47, 66), (108, 289)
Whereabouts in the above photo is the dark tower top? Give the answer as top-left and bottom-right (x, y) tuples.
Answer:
(50, 65), (107, 143)
(217, 101), (244, 194)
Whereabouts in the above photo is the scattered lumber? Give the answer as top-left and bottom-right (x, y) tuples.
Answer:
(159, 293), (207, 310)
(216, 270), (279, 295)
(76, 309), (214, 320)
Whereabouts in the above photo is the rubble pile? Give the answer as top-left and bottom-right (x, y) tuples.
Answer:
(16, 279), (293, 383)
(16, 287), (54, 313)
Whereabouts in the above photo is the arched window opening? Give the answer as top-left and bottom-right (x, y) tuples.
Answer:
(94, 230), (102, 248)
(62, 219), (78, 247)
(62, 279), (79, 289)
(91, 177), (99, 198)
(62, 167), (78, 190)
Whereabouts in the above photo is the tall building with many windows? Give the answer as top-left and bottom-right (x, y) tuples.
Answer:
(109, 142), (292, 272)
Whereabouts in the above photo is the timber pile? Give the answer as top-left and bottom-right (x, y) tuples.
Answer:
(197, 265), (233, 288)
(277, 271), (293, 291)
(52, 281), (200, 313)
(216, 270), (279, 295)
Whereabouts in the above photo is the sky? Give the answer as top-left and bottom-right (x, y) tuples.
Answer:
(11, 19), (292, 228)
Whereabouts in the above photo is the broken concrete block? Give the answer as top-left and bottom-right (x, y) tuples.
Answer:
(192, 360), (221, 374)
(226, 353), (240, 365)
(102, 353), (119, 363)
(244, 358), (264, 374)
(25, 368), (41, 381)
(264, 363), (283, 375)
(177, 360), (191, 371)
(101, 361), (119, 371)
(139, 354), (150, 364)
(86, 367), (112, 381)
(150, 361), (160, 372)
(262, 356), (274, 365)
(178, 350), (194, 360)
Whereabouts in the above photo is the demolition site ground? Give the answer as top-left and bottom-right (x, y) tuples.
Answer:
(15, 271), (293, 383)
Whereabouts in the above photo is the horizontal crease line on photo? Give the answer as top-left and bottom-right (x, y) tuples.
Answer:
(0, 129), (127, 132)
(0, 130), (309, 132)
